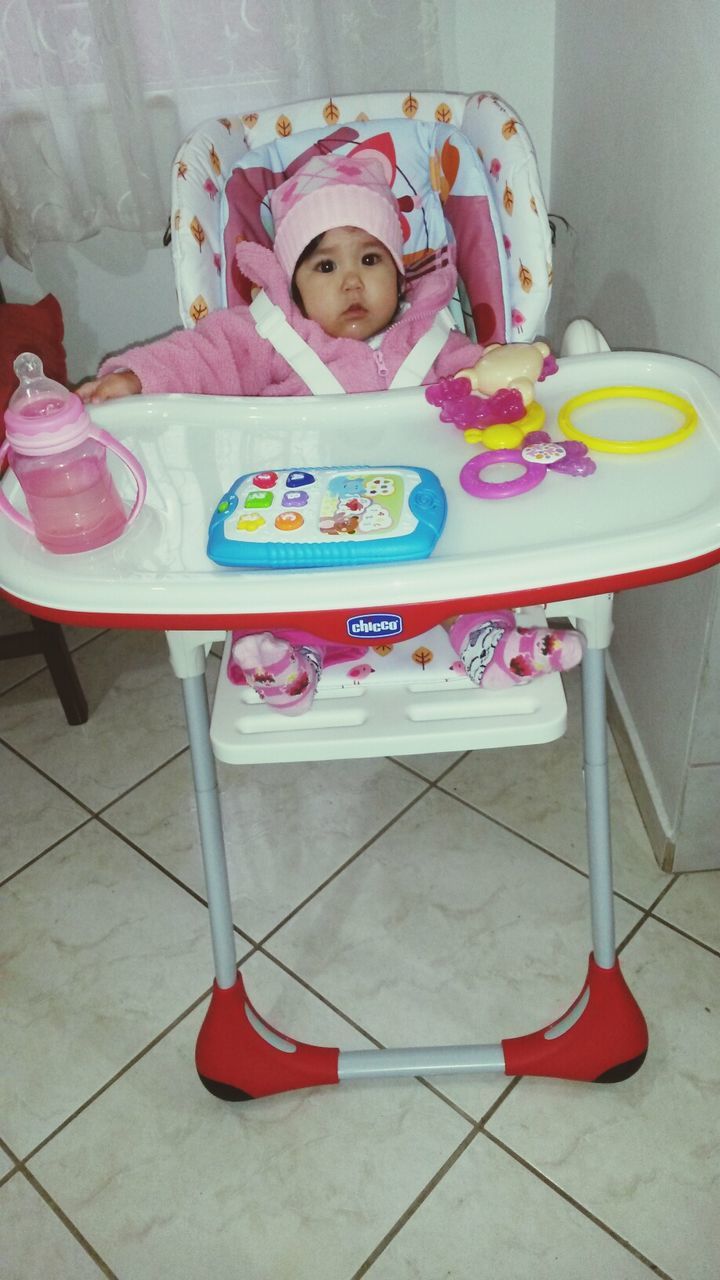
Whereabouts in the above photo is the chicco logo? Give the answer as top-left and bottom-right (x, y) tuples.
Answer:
(346, 612), (403, 639)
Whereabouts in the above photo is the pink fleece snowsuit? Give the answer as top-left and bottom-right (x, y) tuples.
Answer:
(100, 241), (485, 395)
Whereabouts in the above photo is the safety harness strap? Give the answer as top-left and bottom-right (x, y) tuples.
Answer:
(250, 292), (345, 394)
(388, 308), (455, 389)
(250, 292), (456, 395)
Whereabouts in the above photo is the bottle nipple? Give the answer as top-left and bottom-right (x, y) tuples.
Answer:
(9, 353), (69, 417)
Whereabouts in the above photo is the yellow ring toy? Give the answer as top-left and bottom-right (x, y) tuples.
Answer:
(557, 386), (698, 454)
(464, 401), (546, 451)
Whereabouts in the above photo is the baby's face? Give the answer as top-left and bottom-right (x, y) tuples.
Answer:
(293, 227), (399, 340)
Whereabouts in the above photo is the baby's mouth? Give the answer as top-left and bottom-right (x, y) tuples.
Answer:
(343, 304), (367, 317)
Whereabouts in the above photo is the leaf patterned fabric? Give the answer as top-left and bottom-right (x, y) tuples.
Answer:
(170, 92), (552, 344)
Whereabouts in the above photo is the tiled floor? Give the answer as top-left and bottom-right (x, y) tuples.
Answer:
(2, 603), (719, 1279)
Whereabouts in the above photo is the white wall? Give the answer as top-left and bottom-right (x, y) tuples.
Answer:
(0, 0), (556, 383)
(551, 0), (720, 852)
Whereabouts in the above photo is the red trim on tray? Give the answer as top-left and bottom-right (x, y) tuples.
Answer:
(4, 546), (720, 640)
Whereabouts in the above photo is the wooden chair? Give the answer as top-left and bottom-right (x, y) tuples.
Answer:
(0, 280), (89, 724)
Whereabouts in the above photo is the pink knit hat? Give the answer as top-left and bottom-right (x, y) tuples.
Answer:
(270, 152), (405, 280)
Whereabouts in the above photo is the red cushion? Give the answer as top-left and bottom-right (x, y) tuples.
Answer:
(0, 295), (67, 440)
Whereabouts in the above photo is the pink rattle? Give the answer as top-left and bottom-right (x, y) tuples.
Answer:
(459, 450), (547, 499)
(459, 431), (596, 500)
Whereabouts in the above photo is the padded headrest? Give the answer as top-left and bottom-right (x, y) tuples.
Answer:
(220, 118), (510, 345)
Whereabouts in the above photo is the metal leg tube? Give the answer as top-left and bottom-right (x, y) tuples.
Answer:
(181, 673), (238, 988)
(339, 1044), (505, 1080)
(580, 647), (616, 968)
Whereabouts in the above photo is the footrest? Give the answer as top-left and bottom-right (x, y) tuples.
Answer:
(210, 610), (568, 764)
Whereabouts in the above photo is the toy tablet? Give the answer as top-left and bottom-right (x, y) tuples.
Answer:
(207, 466), (447, 568)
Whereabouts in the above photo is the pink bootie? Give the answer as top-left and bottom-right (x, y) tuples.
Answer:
(449, 611), (584, 689)
(230, 632), (322, 715)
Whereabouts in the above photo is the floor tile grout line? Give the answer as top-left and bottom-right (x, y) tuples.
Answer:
(619, 901), (720, 962)
(433, 777), (696, 922)
(0, 815), (95, 889)
(92, 812), (261, 939)
(233, 944), (507, 1125)
(350, 1126), (481, 1279)
(616, 873), (682, 955)
(8, 714), (715, 960)
(250, 945), (392, 1052)
(255, 780), (434, 949)
(0, 801), (258, 955)
(434, 779), (597, 880)
(18, 982), (223, 1166)
(246, 945), (512, 1127)
(389, 748), (471, 785)
(0, 735), (98, 815)
(647, 911), (720, 959)
(0, 645), (705, 1250)
(476, 1073), (523, 1125)
(93, 744), (192, 814)
(410, 1077), (485, 1126)
(11, 1165), (119, 1279)
(481, 1129), (676, 1280)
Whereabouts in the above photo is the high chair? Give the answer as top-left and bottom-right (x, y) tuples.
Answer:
(5, 92), (720, 1103)
(166, 91), (648, 1100)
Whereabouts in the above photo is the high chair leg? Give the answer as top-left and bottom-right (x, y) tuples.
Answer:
(581, 645), (617, 967)
(501, 644), (648, 1083)
(181, 672), (237, 989)
(182, 641), (647, 1102)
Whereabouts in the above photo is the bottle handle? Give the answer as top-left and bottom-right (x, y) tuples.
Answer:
(89, 428), (147, 525)
(0, 441), (35, 533)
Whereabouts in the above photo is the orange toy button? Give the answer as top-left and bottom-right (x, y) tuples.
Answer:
(275, 511), (304, 532)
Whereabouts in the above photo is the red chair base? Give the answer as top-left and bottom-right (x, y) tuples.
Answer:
(195, 975), (339, 1101)
(502, 954), (648, 1082)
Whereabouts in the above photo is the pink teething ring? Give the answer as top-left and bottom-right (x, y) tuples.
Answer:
(459, 449), (547, 500)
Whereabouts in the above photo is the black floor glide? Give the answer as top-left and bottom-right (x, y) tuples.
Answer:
(198, 1073), (254, 1102)
(594, 1049), (647, 1083)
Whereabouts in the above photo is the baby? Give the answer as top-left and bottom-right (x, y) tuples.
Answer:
(79, 151), (583, 712)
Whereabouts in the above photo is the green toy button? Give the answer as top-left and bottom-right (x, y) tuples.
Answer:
(217, 499), (230, 512)
(245, 490), (273, 509)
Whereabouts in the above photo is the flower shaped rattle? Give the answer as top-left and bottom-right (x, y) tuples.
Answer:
(459, 430), (595, 500)
(521, 431), (596, 477)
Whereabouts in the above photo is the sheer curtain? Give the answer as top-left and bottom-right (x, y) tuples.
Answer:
(0, 0), (445, 267)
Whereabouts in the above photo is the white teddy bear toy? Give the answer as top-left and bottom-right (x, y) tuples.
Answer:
(456, 340), (551, 407)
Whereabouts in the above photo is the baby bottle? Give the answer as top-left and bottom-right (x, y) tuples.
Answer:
(0, 353), (146, 554)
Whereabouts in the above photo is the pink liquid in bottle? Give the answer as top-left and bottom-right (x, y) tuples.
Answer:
(2, 356), (145, 554)
(13, 441), (129, 553)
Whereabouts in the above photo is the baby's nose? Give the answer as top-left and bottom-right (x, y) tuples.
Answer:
(342, 268), (363, 289)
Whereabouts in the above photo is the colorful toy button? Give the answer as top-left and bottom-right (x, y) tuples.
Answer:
(217, 499), (230, 513)
(236, 513), (266, 531)
(275, 511), (304, 531)
(252, 471), (278, 489)
(286, 470), (315, 488)
(245, 489), (274, 508)
(282, 490), (309, 507)
(521, 441), (567, 465)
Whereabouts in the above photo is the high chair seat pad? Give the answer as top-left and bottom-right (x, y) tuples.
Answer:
(171, 92), (553, 344)
(221, 117), (509, 345)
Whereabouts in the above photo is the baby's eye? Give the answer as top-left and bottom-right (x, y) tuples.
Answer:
(362, 252), (382, 266)
(315, 258), (336, 273)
